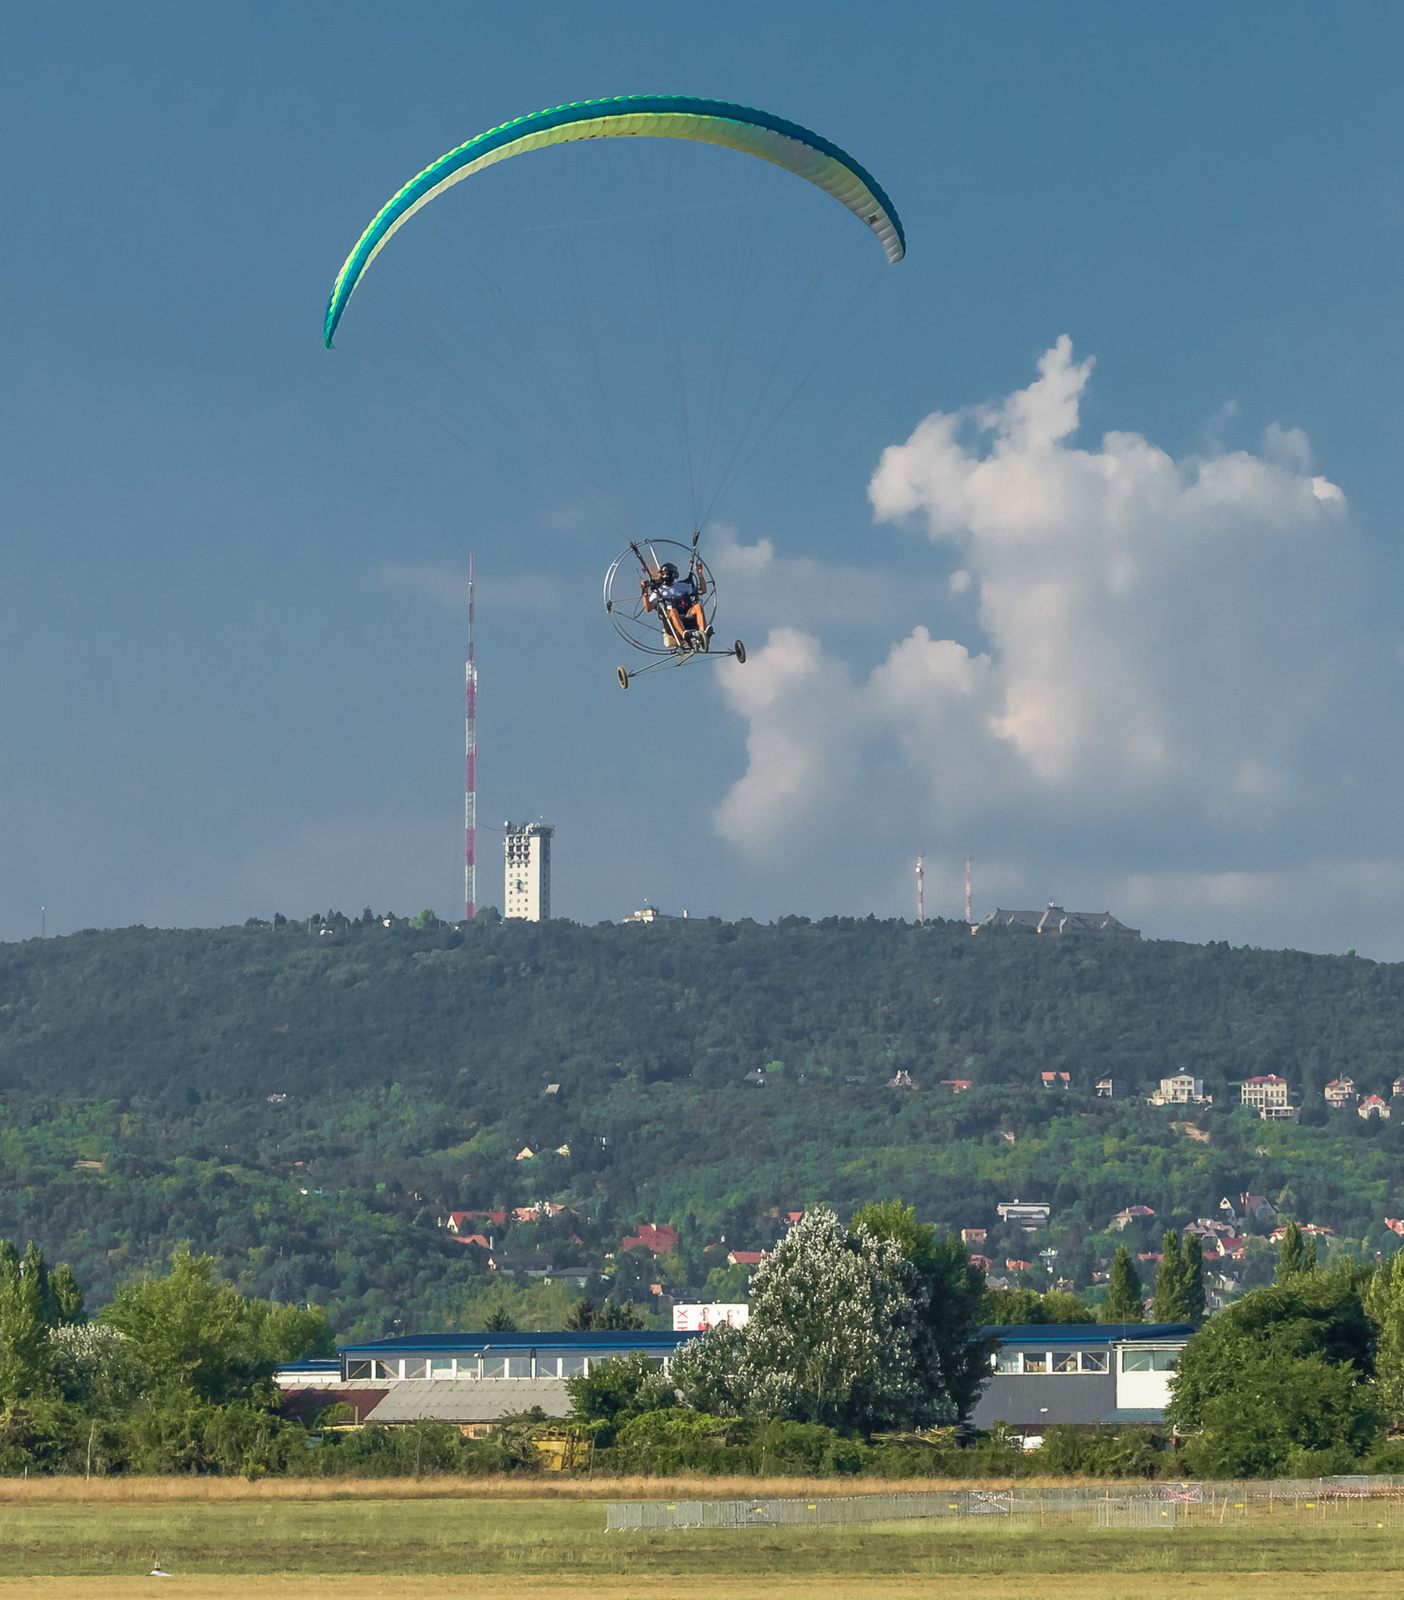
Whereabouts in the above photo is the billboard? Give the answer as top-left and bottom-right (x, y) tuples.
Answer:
(672, 1302), (750, 1332)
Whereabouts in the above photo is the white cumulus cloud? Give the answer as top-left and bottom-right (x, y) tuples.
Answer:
(713, 339), (1394, 948)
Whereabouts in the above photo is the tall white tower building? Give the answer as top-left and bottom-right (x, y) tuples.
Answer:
(504, 822), (553, 921)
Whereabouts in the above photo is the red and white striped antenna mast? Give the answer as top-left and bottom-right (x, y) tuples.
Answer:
(915, 849), (925, 925)
(464, 554), (477, 921)
(965, 854), (973, 926)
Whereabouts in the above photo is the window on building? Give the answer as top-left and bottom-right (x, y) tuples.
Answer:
(1052, 1351), (1079, 1374)
(372, 1360), (399, 1381)
(404, 1359), (429, 1379)
(536, 1356), (560, 1378)
(483, 1356), (506, 1379)
(1078, 1351), (1109, 1374)
(345, 1360), (371, 1380)
(562, 1355), (587, 1377)
(1020, 1350), (1048, 1373)
(507, 1355), (532, 1379)
(1121, 1348), (1179, 1372)
(430, 1358), (454, 1378)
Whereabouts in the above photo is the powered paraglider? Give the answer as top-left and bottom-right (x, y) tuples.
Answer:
(323, 95), (904, 690)
(604, 533), (745, 688)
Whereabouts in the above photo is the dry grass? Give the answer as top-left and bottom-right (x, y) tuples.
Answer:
(1, 1578), (1403, 1600)
(0, 1472), (1123, 1504)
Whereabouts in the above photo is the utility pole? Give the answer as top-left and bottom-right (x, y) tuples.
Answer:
(915, 850), (925, 925)
(464, 554), (477, 921)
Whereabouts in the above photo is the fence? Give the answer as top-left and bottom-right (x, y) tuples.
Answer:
(607, 1475), (1404, 1533)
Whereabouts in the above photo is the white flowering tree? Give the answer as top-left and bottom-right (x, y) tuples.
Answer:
(740, 1207), (928, 1431)
(49, 1323), (146, 1414)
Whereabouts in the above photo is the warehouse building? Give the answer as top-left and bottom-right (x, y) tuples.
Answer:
(968, 1321), (1194, 1442)
(279, 1323), (1194, 1439)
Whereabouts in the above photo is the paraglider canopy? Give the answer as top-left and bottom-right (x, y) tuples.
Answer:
(324, 94), (905, 348)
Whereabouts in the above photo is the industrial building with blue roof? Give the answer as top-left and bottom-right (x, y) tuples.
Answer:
(277, 1322), (1194, 1439)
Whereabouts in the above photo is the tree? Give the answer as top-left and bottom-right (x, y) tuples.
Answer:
(48, 1263), (85, 1327)
(561, 1296), (645, 1332)
(1154, 1230), (1193, 1322)
(244, 1299), (335, 1362)
(1167, 1263), (1379, 1476)
(564, 1352), (675, 1442)
(563, 1298), (596, 1332)
(852, 1199), (995, 1418)
(1364, 1251), (1404, 1425)
(669, 1322), (748, 1416)
(0, 1241), (56, 1402)
(594, 1298), (647, 1331)
(982, 1287), (1095, 1326)
(483, 1309), (518, 1333)
(1277, 1220), (1319, 1283)
(49, 1324), (144, 1415)
(740, 1207), (926, 1432)
(1100, 1244), (1144, 1323)
(1182, 1232), (1206, 1326)
(99, 1251), (324, 1401)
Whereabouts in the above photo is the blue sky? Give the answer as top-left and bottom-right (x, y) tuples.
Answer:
(3, 4), (1404, 954)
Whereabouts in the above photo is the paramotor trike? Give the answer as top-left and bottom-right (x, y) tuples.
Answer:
(604, 536), (746, 689)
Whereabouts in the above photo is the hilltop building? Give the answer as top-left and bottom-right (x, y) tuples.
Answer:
(980, 904), (1140, 938)
(504, 822), (552, 921)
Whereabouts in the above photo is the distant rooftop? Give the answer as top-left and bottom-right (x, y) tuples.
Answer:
(982, 904), (1141, 938)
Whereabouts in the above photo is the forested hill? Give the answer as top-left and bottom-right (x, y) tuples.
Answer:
(2, 912), (1402, 1337)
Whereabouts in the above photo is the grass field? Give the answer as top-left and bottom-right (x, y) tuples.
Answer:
(1, 1580), (1402, 1600)
(2, 1481), (1403, 1598)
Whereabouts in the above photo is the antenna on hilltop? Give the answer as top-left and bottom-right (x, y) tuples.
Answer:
(915, 850), (924, 925)
(965, 855), (973, 926)
(464, 554), (477, 921)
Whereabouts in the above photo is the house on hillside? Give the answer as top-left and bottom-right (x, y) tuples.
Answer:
(1194, 1232), (1244, 1261)
(1220, 1193), (1275, 1226)
(1393, 1076), (1404, 1100)
(1324, 1078), (1359, 1109)
(621, 1223), (678, 1255)
(727, 1249), (765, 1267)
(1359, 1094), (1391, 1121)
(1240, 1076), (1298, 1121)
(1152, 1074), (1210, 1106)
(997, 1200), (1052, 1232)
(487, 1253), (590, 1287)
(1110, 1205), (1156, 1230)
(961, 1228), (988, 1245)
(1040, 1071), (1072, 1090)
(941, 1079), (974, 1093)
(1096, 1077), (1130, 1099)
